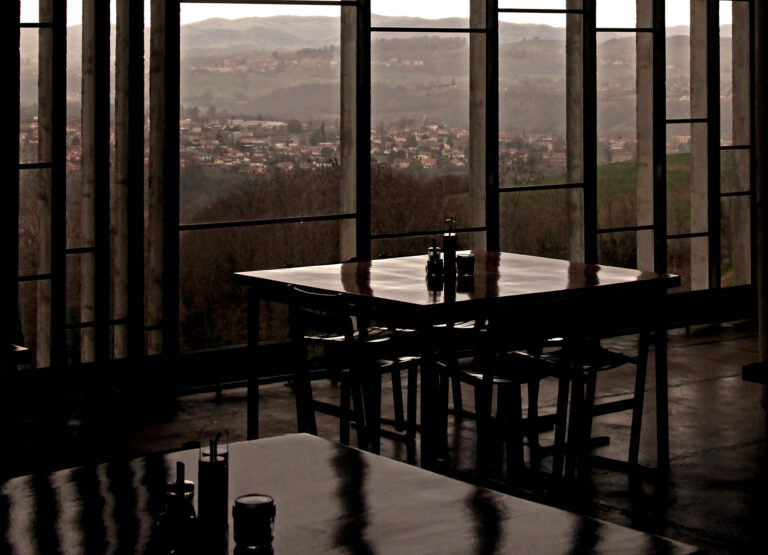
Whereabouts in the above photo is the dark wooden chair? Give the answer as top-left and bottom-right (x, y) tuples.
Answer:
(286, 285), (419, 457)
(543, 289), (656, 478)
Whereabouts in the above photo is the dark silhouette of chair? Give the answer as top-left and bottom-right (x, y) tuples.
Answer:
(286, 285), (419, 456)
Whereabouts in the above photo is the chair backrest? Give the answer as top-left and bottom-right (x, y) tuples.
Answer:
(286, 285), (356, 344)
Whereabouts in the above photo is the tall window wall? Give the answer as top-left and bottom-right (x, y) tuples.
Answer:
(5, 0), (755, 370)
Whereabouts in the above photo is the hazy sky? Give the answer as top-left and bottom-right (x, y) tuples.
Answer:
(21, 0), (731, 27)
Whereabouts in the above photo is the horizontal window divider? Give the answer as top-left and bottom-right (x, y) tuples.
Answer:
(144, 324), (163, 332)
(666, 118), (708, 124)
(179, 213), (356, 232)
(498, 9), (583, 15)
(667, 232), (709, 240)
(499, 182), (584, 193)
(18, 274), (52, 282)
(181, 0), (355, 5)
(65, 247), (96, 255)
(372, 227), (485, 241)
(596, 27), (654, 33)
(20, 22), (54, 29)
(65, 318), (130, 331)
(19, 162), (54, 170)
(720, 191), (751, 197)
(372, 27), (486, 33)
(596, 225), (654, 235)
(720, 144), (750, 150)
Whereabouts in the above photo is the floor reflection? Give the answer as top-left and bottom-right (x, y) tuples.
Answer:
(332, 444), (373, 554)
(466, 488), (504, 555)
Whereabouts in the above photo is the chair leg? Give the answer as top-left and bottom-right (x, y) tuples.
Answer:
(362, 372), (382, 455)
(340, 376), (351, 445)
(499, 383), (525, 483)
(565, 370), (585, 479)
(628, 331), (650, 465)
(293, 368), (318, 435)
(406, 365), (418, 442)
(578, 368), (598, 477)
(406, 365), (418, 463)
(451, 374), (464, 414)
(474, 381), (494, 476)
(526, 378), (541, 461)
(351, 378), (368, 449)
(552, 374), (570, 478)
(391, 368), (406, 431)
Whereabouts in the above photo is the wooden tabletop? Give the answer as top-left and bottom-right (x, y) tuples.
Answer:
(0, 434), (698, 554)
(234, 252), (680, 320)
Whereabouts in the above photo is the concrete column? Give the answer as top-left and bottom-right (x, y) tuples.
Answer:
(148, 0), (167, 355)
(80, 0), (98, 363)
(469, 0), (487, 251)
(36, 0), (53, 368)
(690, 0), (709, 290)
(756, 0), (768, 358)
(340, 6), (356, 260)
(636, 0), (654, 271)
(114, 0), (131, 358)
(566, 0), (584, 261)
(755, 0), (768, 408)
(729, 1), (751, 285)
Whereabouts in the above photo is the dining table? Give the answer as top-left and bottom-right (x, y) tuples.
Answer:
(234, 251), (680, 470)
(0, 434), (699, 553)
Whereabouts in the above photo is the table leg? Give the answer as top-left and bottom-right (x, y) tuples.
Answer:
(247, 289), (260, 440)
(419, 324), (440, 470)
(654, 296), (670, 469)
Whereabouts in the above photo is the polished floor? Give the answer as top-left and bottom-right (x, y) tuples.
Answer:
(6, 322), (767, 552)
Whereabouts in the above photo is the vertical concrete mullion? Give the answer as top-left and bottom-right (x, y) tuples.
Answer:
(149, 0), (170, 355)
(566, 0), (584, 261)
(80, 0), (97, 363)
(691, 0), (709, 289)
(755, 0), (768, 372)
(730, 2), (751, 285)
(115, 0), (145, 359)
(340, 5), (356, 260)
(636, 0), (654, 271)
(36, 0), (53, 368)
(470, 0), (488, 251)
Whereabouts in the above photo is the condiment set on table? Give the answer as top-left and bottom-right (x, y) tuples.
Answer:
(155, 430), (276, 553)
(426, 218), (475, 294)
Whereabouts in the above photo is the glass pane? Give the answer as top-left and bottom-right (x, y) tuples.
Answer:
(726, 0), (750, 148)
(668, 237), (694, 292)
(499, 14), (578, 187)
(500, 1), (581, 9)
(372, 0), (470, 25)
(721, 196), (750, 287)
(19, 281), (41, 369)
(372, 231), (483, 260)
(179, 4), (342, 226)
(20, 0), (41, 24)
(666, 0), (691, 120)
(65, 252), (95, 326)
(20, 28), (53, 165)
(598, 230), (643, 270)
(720, 2), (733, 146)
(667, 123), (692, 236)
(596, 0), (649, 29)
(500, 189), (578, 260)
(597, 31), (639, 230)
(371, 31), (471, 235)
(179, 221), (341, 350)
(19, 168), (51, 276)
(721, 149), (750, 194)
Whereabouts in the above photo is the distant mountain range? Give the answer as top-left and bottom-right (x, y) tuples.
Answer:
(20, 15), (730, 61)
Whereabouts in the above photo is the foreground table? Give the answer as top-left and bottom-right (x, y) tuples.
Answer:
(0, 434), (698, 553)
(235, 251), (680, 468)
